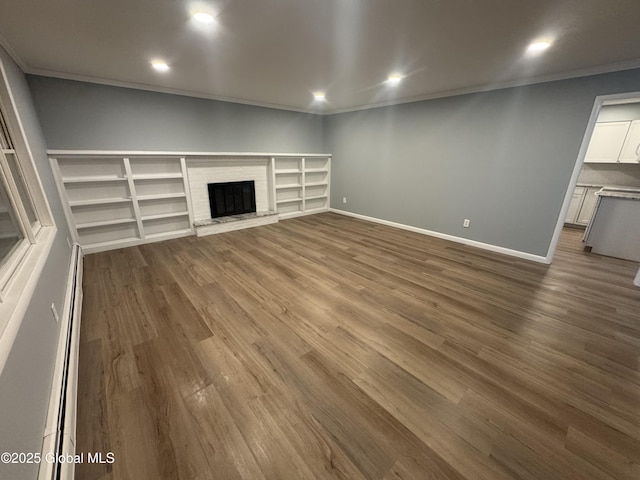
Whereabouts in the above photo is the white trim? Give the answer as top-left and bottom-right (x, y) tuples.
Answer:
(26, 67), (320, 115)
(546, 91), (640, 263)
(634, 267), (640, 287)
(325, 60), (640, 115)
(0, 34), (28, 73)
(0, 226), (56, 375)
(49, 157), (79, 244)
(38, 244), (83, 480)
(330, 209), (549, 264)
(0, 63), (54, 225)
(81, 228), (193, 254)
(180, 157), (195, 235)
(47, 150), (332, 158)
(22, 58), (640, 116)
(279, 208), (330, 220)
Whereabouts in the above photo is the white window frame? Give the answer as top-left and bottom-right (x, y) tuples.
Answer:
(0, 59), (57, 374)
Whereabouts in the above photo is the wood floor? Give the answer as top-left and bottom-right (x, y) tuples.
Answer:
(76, 213), (640, 480)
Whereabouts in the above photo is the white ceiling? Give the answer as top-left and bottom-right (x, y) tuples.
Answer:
(2, 0), (640, 114)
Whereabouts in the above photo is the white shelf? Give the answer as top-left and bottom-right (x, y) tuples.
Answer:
(82, 237), (141, 252)
(62, 175), (128, 183)
(305, 195), (328, 201)
(51, 155), (195, 252)
(276, 198), (303, 204)
(271, 156), (331, 218)
(141, 211), (189, 221)
(137, 193), (186, 201)
(145, 229), (192, 240)
(132, 173), (184, 180)
(305, 207), (329, 214)
(69, 197), (132, 207)
(76, 218), (137, 229)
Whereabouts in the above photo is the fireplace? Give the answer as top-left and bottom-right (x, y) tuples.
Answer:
(207, 180), (256, 219)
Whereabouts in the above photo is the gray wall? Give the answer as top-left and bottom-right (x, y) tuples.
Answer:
(0, 50), (73, 479)
(27, 76), (324, 153)
(324, 68), (640, 257)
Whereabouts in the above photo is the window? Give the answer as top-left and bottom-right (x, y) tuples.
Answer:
(0, 61), (56, 373)
(0, 104), (43, 297)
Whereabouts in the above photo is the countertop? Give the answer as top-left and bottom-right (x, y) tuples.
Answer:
(577, 183), (640, 189)
(595, 185), (640, 201)
(596, 190), (640, 200)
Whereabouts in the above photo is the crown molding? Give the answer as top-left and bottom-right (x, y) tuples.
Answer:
(18, 58), (640, 116)
(323, 59), (640, 115)
(0, 34), (28, 72)
(25, 67), (325, 115)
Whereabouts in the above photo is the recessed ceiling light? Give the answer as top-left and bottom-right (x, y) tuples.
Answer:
(527, 41), (552, 54)
(151, 60), (170, 72)
(313, 92), (326, 101)
(192, 12), (214, 24)
(386, 74), (404, 85)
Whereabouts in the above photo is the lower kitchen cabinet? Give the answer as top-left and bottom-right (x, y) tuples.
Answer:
(565, 186), (602, 226)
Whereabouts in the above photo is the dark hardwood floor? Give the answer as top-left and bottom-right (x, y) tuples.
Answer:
(76, 213), (640, 480)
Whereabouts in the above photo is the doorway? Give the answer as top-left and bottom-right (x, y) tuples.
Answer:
(546, 91), (640, 263)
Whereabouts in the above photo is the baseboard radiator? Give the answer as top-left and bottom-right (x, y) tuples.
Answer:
(38, 245), (83, 480)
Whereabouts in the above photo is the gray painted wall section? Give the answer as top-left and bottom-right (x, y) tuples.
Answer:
(324, 69), (640, 257)
(27, 76), (324, 153)
(0, 49), (72, 480)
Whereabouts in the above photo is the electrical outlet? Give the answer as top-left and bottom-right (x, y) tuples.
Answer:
(51, 303), (59, 323)
(342, 197), (347, 204)
(463, 219), (470, 228)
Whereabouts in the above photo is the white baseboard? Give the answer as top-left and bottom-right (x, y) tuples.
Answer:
(634, 267), (640, 287)
(38, 245), (83, 480)
(329, 209), (550, 264)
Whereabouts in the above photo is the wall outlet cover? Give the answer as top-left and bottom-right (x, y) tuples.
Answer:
(342, 197), (347, 204)
(463, 219), (470, 228)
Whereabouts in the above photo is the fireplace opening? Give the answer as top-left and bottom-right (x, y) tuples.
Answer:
(207, 181), (256, 219)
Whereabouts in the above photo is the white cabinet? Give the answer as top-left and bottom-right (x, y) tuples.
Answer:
(584, 121), (630, 163)
(618, 120), (640, 163)
(576, 187), (600, 224)
(565, 185), (602, 226)
(51, 155), (193, 253)
(272, 156), (330, 219)
(565, 187), (585, 223)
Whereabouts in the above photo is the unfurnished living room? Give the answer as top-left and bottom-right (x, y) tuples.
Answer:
(1, 1), (640, 480)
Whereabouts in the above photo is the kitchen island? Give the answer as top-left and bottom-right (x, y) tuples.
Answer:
(583, 187), (640, 261)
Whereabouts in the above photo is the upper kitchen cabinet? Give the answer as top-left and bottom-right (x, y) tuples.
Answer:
(584, 121), (630, 163)
(618, 120), (640, 163)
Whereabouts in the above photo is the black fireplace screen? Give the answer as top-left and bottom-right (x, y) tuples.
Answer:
(207, 181), (256, 218)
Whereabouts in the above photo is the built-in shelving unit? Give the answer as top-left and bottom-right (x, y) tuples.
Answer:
(50, 155), (194, 253)
(50, 151), (331, 253)
(272, 156), (330, 219)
